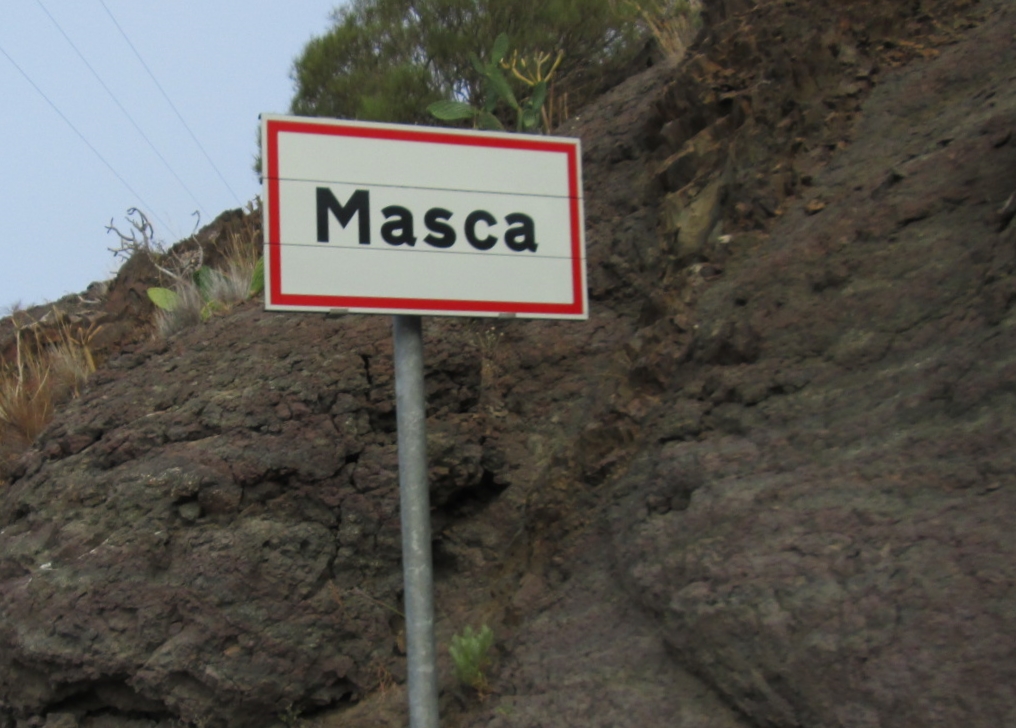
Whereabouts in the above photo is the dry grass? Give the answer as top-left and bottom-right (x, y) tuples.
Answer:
(1, 301), (26, 318)
(0, 343), (53, 447)
(0, 311), (99, 480)
(213, 224), (261, 306)
(632, 0), (703, 60)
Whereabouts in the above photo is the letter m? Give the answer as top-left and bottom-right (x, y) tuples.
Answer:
(316, 188), (370, 244)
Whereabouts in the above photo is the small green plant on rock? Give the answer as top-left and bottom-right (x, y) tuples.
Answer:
(277, 702), (304, 728)
(449, 624), (494, 691)
(146, 267), (223, 336)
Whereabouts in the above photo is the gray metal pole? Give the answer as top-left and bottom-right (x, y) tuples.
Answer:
(392, 314), (439, 728)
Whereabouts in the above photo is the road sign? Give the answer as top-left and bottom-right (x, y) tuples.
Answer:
(261, 114), (587, 319)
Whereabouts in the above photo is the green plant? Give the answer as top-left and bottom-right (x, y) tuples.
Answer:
(146, 287), (180, 312)
(449, 624), (494, 691)
(148, 264), (258, 337)
(428, 33), (562, 133)
(147, 267), (223, 323)
(250, 257), (265, 296)
(144, 205), (264, 337)
(277, 703), (304, 728)
(148, 277), (212, 337)
(502, 47), (565, 132)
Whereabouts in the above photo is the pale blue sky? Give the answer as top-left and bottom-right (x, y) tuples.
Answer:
(1, 1), (344, 309)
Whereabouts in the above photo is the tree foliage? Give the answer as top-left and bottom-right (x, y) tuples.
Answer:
(289, 0), (644, 125)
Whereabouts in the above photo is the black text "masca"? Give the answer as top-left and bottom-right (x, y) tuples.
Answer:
(316, 188), (538, 252)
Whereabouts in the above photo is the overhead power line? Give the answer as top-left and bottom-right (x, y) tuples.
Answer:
(34, 0), (212, 221)
(97, 0), (244, 207)
(0, 40), (173, 235)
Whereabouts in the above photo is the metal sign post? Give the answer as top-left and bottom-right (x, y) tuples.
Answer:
(393, 314), (439, 728)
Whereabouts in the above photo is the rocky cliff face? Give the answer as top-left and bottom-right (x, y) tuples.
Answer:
(2, 0), (1014, 726)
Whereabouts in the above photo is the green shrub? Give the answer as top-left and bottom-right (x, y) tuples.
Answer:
(289, 0), (643, 125)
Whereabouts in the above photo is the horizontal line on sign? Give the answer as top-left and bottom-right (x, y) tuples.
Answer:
(270, 293), (584, 315)
(265, 176), (581, 201)
(268, 240), (584, 261)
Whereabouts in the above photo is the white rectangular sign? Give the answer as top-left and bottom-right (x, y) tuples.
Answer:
(261, 114), (587, 319)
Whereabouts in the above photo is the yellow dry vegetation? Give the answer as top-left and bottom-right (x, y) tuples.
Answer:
(0, 309), (99, 482)
(630, 0), (703, 61)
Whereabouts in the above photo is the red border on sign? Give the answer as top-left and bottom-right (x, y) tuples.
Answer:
(264, 118), (585, 316)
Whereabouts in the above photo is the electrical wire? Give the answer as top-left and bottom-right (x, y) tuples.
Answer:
(0, 40), (174, 236)
(96, 0), (244, 207)
(34, 0), (212, 222)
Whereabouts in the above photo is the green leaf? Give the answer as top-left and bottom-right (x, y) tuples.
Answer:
(147, 287), (179, 311)
(530, 80), (548, 112)
(476, 111), (504, 131)
(249, 257), (265, 296)
(427, 100), (478, 121)
(469, 52), (486, 75)
(485, 69), (518, 109)
(482, 86), (500, 113)
(491, 33), (510, 64)
(521, 107), (540, 131)
(200, 300), (224, 323)
(194, 266), (216, 300)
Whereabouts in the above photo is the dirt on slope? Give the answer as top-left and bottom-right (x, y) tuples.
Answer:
(1, 0), (1014, 726)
